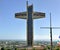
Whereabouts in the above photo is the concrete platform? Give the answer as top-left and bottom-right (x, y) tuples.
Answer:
(17, 45), (46, 50)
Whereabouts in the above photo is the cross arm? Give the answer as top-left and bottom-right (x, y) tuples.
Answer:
(15, 12), (27, 19)
(40, 27), (60, 29)
(32, 12), (45, 19)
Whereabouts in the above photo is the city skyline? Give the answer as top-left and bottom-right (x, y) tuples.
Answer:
(0, 0), (60, 41)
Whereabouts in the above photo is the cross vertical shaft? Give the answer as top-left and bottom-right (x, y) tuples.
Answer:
(27, 5), (33, 47)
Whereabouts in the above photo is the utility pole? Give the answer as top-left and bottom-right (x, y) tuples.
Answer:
(50, 13), (53, 50)
(40, 13), (60, 50)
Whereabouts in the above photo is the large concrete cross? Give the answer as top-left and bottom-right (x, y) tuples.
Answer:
(15, 1), (45, 47)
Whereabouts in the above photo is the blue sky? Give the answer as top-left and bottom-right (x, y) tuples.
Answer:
(0, 0), (60, 41)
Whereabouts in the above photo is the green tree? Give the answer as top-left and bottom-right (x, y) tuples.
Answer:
(56, 48), (59, 50)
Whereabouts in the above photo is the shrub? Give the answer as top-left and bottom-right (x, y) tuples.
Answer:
(15, 48), (17, 50)
(43, 48), (46, 50)
(33, 48), (35, 50)
(24, 48), (26, 50)
(56, 48), (59, 50)
(1, 47), (4, 50)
